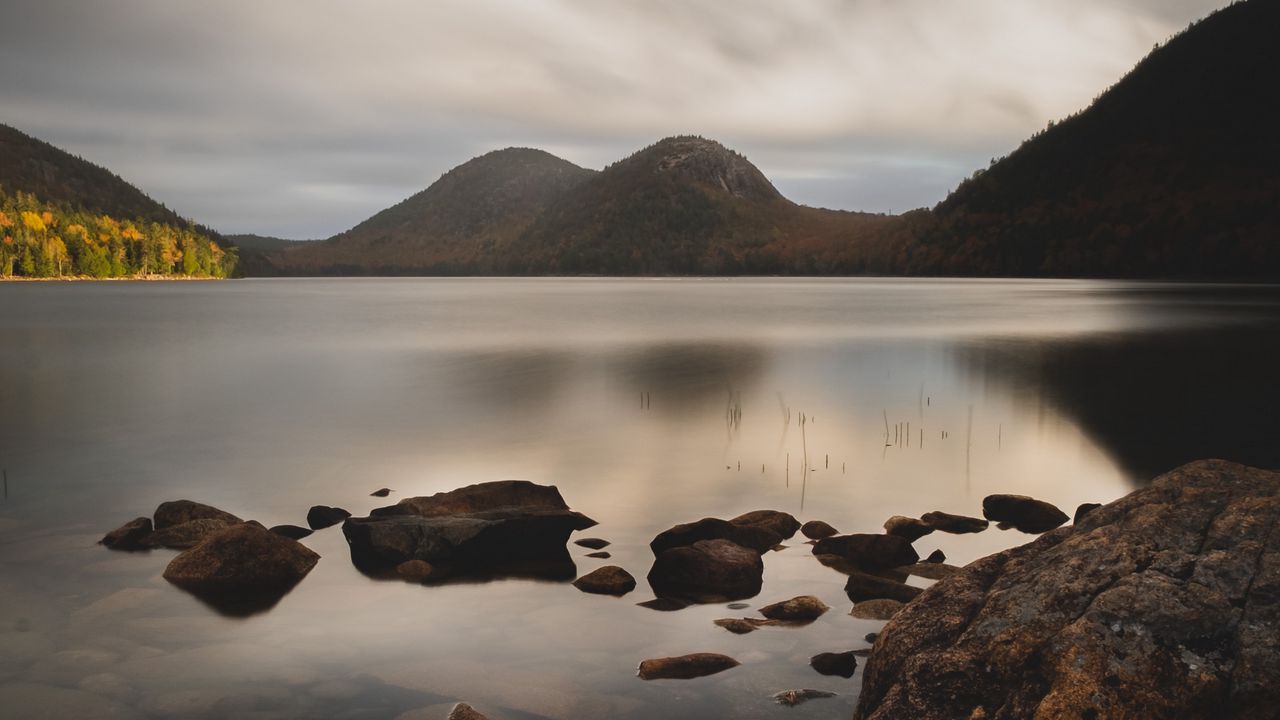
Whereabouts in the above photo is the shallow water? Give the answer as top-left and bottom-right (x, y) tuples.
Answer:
(0, 277), (1277, 719)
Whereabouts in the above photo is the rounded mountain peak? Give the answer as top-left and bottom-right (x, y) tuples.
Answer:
(621, 135), (782, 202)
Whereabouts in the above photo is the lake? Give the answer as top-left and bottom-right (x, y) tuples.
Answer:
(1, 277), (1278, 719)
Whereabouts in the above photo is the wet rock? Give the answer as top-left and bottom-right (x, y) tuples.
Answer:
(850, 599), (905, 620)
(800, 520), (839, 539)
(714, 618), (761, 634)
(1074, 501), (1102, 524)
(637, 597), (688, 611)
(854, 460), (1280, 720)
(371, 488), (392, 497)
(650, 517), (780, 555)
(883, 516), (934, 542)
(924, 549), (946, 563)
(144, 518), (240, 549)
(758, 595), (829, 621)
(730, 510), (801, 540)
(573, 565), (636, 596)
(396, 559), (435, 581)
(813, 533), (919, 570)
(162, 522), (320, 615)
(773, 689), (837, 707)
(845, 569), (922, 603)
(638, 653), (739, 680)
(100, 517), (152, 551)
(306, 505), (351, 530)
(153, 500), (241, 529)
(647, 538), (764, 601)
(586, 551), (611, 559)
(269, 524), (313, 540)
(981, 493), (1068, 533)
(810, 651), (858, 678)
(904, 562), (961, 580)
(342, 481), (596, 581)
(920, 511), (988, 534)
(448, 702), (489, 720)
(574, 537), (610, 550)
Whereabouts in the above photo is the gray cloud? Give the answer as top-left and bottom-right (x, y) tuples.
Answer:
(0, 0), (1227, 238)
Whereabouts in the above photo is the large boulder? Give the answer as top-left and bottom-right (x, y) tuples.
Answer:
(730, 510), (800, 540)
(812, 533), (918, 570)
(153, 500), (241, 529)
(649, 517), (780, 555)
(854, 460), (1280, 720)
(341, 480), (596, 581)
(162, 522), (320, 615)
(981, 494), (1069, 533)
(647, 539), (764, 601)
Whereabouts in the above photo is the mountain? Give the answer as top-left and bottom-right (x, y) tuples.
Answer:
(859, 0), (1280, 278)
(265, 136), (892, 275)
(266, 148), (597, 274)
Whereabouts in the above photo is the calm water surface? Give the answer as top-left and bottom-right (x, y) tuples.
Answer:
(1, 278), (1278, 719)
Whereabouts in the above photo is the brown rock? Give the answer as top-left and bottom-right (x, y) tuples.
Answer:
(845, 569), (922, 603)
(100, 517), (152, 551)
(810, 650), (858, 678)
(813, 533), (919, 570)
(850, 598), (904, 620)
(574, 537), (610, 550)
(144, 518), (240, 550)
(647, 539), (764, 602)
(306, 505), (351, 530)
(714, 618), (766, 634)
(981, 494), (1068, 533)
(573, 565), (636, 596)
(800, 520), (839, 539)
(758, 595), (829, 621)
(637, 653), (739, 680)
(650, 517), (780, 555)
(396, 559), (434, 581)
(269, 524), (313, 541)
(730, 510), (800, 539)
(854, 460), (1280, 720)
(153, 500), (241, 530)
(920, 511), (989, 534)
(370, 488), (392, 497)
(884, 516), (935, 542)
(1074, 502), (1102, 524)
(447, 703), (488, 720)
(162, 522), (320, 615)
(904, 562), (961, 580)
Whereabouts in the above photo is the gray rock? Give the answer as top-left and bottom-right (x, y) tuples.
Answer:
(854, 460), (1280, 720)
(758, 595), (829, 621)
(573, 565), (636, 596)
(981, 494), (1068, 533)
(812, 533), (918, 570)
(638, 653), (739, 680)
(919, 511), (989, 534)
(647, 538), (764, 601)
(800, 519), (839, 539)
(100, 517), (152, 551)
(162, 522), (320, 615)
(153, 500), (241, 529)
(810, 651), (857, 678)
(883, 516), (934, 542)
(904, 562), (961, 580)
(306, 505), (351, 530)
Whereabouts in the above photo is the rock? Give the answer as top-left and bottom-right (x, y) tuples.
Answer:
(637, 653), (739, 680)
(904, 562), (961, 580)
(981, 493), (1068, 533)
(144, 518), (239, 549)
(850, 599), (905, 620)
(730, 509), (800, 539)
(714, 618), (764, 634)
(854, 460), (1280, 720)
(341, 481), (596, 581)
(647, 538), (764, 601)
(153, 500), (241, 529)
(1074, 501), (1102, 524)
(800, 519), (839, 539)
(810, 651), (858, 678)
(773, 689), (837, 707)
(727, 602), (750, 609)
(884, 516), (935, 542)
(637, 597), (689, 611)
(586, 551), (611, 559)
(758, 595), (829, 621)
(650, 517), (780, 555)
(573, 566), (636, 596)
(864, 632), (879, 643)
(396, 559), (435, 581)
(574, 537), (610, 549)
(813, 533), (919, 570)
(447, 702), (489, 720)
(920, 511), (989, 534)
(100, 517), (152, 551)
(162, 522), (320, 615)
(924, 549), (946, 563)
(371, 488), (392, 497)
(269, 524), (313, 540)
(845, 569), (922, 603)
(306, 505), (351, 530)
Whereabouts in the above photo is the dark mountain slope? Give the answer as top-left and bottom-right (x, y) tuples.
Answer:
(864, 0), (1280, 278)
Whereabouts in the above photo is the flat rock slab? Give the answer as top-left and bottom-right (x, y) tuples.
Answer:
(855, 460), (1280, 720)
(638, 653), (739, 680)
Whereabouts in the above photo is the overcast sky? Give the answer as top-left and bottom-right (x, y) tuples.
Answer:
(0, 0), (1226, 239)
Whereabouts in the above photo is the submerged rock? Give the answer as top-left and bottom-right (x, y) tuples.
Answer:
(342, 481), (594, 582)
(810, 651), (858, 678)
(850, 599), (905, 620)
(153, 500), (241, 529)
(844, 569), (922, 603)
(812, 533), (918, 570)
(1074, 501), (1102, 524)
(306, 505), (351, 530)
(100, 518), (152, 551)
(144, 518), (238, 549)
(269, 524), (313, 541)
(638, 653), (739, 680)
(854, 460), (1280, 720)
(758, 595), (829, 621)
(574, 537), (610, 550)
(800, 520), (839, 539)
(162, 522), (319, 615)
(573, 566), (636, 596)
(647, 538), (764, 601)
(919, 511), (989, 534)
(883, 516), (934, 542)
(773, 689), (837, 707)
(981, 494), (1068, 533)
(904, 562), (960, 580)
